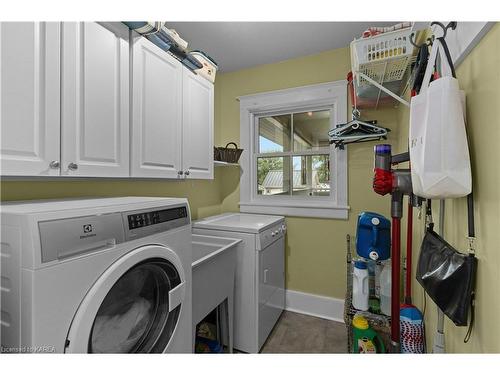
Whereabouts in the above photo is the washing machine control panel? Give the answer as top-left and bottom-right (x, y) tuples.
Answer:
(127, 206), (188, 230)
(123, 204), (190, 241)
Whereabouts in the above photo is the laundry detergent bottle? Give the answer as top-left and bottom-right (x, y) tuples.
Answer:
(352, 315), (385, 354)
(352, 260), (369, 311)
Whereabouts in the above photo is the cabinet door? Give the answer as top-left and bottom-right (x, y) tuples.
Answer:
(182, 69), (214, 179)
(61, 22), (129, 177)
(131, 35), (183, 178)
(0, 22), (60, 176)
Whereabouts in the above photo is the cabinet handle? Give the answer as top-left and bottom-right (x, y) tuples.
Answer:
(49, 160), (60, 169)
(68, 162), (78, 171)
(177, 170), (184, 176)
(184, 170), (190, 176)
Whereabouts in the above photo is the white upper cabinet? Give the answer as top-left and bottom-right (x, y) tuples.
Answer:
(182, 68), (214, 179)
(1, 23), (214, 179)
(0, 22), (61, 176)
(131, 34), (183, 179)
(61, 22), (130, 177)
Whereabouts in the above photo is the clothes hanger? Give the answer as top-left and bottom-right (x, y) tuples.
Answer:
(328, 120), (388, 139)
(330, 135), (389, 150)
(328, 109), (390, 149)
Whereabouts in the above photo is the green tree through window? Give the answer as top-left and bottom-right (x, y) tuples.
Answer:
(257, 157), (283, 186)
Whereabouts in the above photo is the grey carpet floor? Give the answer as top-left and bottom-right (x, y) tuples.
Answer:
(260, 311), (348, 353)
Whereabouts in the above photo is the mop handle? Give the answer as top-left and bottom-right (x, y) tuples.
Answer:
(405, 201), (413, 304)
(391, 217), (401, 348)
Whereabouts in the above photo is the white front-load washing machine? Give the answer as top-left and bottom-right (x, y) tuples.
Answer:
(0, 197), (192, 353)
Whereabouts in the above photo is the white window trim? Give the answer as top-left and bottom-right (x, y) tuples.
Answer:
(238, 80), (349, 219)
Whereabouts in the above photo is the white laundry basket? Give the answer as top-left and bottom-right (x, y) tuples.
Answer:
(351, 28), (414, 87)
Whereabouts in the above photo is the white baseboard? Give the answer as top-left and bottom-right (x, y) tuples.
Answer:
(285, 289), (345, 323)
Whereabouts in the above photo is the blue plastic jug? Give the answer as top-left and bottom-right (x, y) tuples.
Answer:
(356, 212), (391, 261)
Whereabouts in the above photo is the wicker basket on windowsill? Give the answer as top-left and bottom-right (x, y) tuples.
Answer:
(214, 142), (243, 164)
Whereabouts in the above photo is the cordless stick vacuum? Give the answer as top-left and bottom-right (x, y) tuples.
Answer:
(373, 144), (412, 352)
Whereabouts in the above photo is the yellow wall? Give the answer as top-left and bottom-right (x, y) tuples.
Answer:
(215, 48), (400, 298)
(0, 176), (223, 220)
(395, 23), (500, 352)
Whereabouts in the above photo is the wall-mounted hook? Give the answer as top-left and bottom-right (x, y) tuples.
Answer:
(410, 32), (433, 49)
(447, 22), (458, 32)
(430, 21), (458, 39)
(410, 33), (420, 48)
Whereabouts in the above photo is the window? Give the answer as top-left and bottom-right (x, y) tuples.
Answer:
(239, 81), (348, 219)
(256, 110), (331, 197)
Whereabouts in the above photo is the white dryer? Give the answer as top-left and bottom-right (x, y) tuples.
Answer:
(0, 197), (192, 353)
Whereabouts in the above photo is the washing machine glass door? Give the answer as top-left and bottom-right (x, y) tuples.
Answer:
(89, 258), (181, 353)
(65, 245), (186, 353)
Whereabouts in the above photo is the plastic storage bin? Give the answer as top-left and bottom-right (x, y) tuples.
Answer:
(350, 28), (414, 108)
(351, 28), (413, 86)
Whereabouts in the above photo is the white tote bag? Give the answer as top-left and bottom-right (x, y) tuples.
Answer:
(409, 38), (471, 199)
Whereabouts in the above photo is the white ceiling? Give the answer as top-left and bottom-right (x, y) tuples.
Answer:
(166, 22), (396, 72)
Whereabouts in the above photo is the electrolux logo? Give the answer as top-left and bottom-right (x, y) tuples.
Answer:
(80, 224), (96, 239)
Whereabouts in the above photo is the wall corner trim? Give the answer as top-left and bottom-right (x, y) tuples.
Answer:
(285, 289), (345, 323)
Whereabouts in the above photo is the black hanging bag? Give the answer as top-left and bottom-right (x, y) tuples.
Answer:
(416, 226), (477, 327)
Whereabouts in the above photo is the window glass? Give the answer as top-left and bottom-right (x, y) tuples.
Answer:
(256, 110), (332, 199)
(258, 115), (292, 153)
(291, 155), (331, 196)
(257, 156), (292, 196)
(293, 110), (331, 151)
